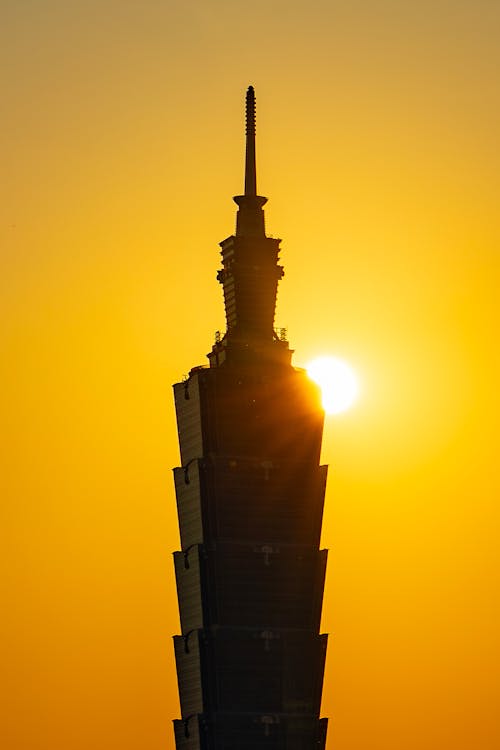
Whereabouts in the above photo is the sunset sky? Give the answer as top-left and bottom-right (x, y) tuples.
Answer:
(2, 2), (499, 749)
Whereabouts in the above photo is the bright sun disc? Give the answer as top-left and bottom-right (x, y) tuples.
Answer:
(306, 356), (359, 415)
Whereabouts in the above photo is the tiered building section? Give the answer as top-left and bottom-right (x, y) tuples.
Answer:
(172, 87), (329, 750)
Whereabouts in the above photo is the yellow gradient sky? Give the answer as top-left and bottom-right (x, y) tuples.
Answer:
(2, 2), (499, 749)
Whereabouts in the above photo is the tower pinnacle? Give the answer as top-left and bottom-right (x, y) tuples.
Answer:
(234, 86), (267, 238)
(210, 86), (289, 366)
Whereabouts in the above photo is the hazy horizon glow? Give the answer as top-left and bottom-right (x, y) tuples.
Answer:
(1, 2), (499, 749)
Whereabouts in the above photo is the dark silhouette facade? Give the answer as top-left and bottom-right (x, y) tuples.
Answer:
(172, 87), (328, 749)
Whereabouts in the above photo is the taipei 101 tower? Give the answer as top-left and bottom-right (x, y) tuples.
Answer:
(172, 87), (329, 749)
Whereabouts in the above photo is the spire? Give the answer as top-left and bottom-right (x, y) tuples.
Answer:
(233, 86), (267, 238)
(244, 86), (257, 196)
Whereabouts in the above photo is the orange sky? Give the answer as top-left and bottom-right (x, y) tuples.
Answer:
(2, 2), (499, 749)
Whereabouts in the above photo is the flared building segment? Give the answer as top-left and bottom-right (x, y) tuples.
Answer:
(172, 87), (329, 750)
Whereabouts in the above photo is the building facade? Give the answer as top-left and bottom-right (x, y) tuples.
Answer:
(172, 87), (328, 749)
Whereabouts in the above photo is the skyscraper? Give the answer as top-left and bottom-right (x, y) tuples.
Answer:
(172, 87), (328, 749)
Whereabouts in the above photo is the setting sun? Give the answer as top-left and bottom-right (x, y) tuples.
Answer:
(306, 356), (359, 415)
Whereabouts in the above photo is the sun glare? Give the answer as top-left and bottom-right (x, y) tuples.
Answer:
(306, 356), (359, 415)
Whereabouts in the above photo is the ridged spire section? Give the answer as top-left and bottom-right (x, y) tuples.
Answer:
(244, 86), (257, 196)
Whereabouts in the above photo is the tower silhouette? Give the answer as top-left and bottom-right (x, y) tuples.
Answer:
(172, 87), (328, 749)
